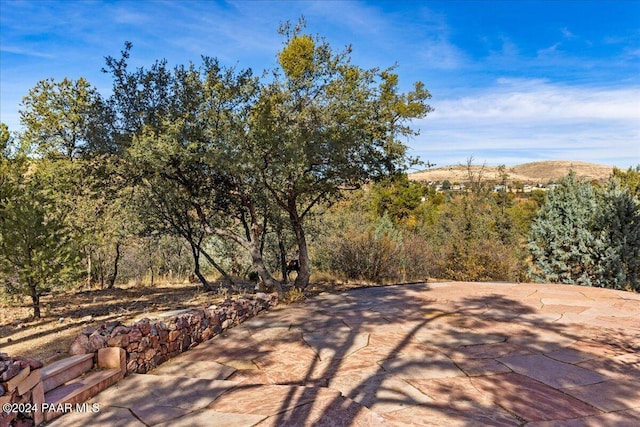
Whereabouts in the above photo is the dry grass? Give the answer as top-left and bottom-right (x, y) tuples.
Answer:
(0, 280), (248, 363)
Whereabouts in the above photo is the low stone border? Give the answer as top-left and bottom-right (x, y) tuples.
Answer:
(68, 292), (278, 375)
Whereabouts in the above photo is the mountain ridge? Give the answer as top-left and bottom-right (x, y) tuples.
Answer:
(409, 160), (614, 184)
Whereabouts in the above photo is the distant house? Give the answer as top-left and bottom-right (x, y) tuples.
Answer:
(493, 185), (508, 192)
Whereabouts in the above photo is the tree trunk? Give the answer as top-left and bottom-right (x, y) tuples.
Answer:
(214, 218), (282, 296)
(188, 241), (213, 291)
(29, 281), (41, 319)
(199, 247), (235, 287)
(250, 238), (283, 295)
(97, 251), (105, 288)
(290, 214), (311, 289)
(250, 224), (282, 296)
(107, 241), (121, 289)
(86, 247), (92, 288)
(277, 229), (288, 283)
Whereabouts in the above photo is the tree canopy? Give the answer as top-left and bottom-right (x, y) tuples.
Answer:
(96, 21), (432, 292)
(251, 22), (433, 287)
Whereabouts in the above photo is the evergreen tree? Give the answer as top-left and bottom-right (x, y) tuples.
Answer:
(0, 155), (81, 318)
(528, 171), (640, 290)
(528, 172), (601, 286)
(594, 179), (640, 290)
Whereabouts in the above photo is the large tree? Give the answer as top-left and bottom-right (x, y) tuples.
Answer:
(250, 21), (433, 288)
(0, 150), (81, 318)
(19, 77), (130, 289)
(103, 49), (283, 292)
(594, 179), (640, 290)
(102, 22), (433, 292)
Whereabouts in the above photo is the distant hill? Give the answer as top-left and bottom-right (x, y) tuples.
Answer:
(409, 160), (614, 185)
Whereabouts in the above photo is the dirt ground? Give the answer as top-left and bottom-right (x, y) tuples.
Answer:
(0, 280), (257, 363)
(0, 278), (369, 364)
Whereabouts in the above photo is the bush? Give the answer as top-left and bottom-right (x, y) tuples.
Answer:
(528, 172), (640, 291)
(425, 193), (527, 282)
(318, 216), (430, 283)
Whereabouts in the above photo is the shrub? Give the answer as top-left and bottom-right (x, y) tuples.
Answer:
(528, 172), (640, 291)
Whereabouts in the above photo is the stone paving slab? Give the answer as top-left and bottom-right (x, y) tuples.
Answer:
(544, 347), (599, 364)
(303, 330), (370, 360)
(497, 354), (608, 388)
(253, 395), (392, 427)
(379, 353), (466, 380)
(560, 378), (640, 412)
(155, 410), (267, 427)
(328, 372), (434, 414)
(147, 358), (236, 380)
(470, 373), (601, 421)
(380, 401), (520, 427)
(46, 406), (146, 427)
(525, 409), (640, 427)
(53, 281), (640, 426)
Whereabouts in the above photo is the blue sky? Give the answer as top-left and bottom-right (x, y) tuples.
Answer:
(1, 0), (639, 168)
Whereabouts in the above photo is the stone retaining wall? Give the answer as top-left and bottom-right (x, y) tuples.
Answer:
(1, 292), (278, 426)
(0, 354), (45, 427)
(68, 292), (278, 375)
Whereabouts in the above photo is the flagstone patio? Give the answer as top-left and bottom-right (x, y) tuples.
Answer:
(47, 281), (640, 426)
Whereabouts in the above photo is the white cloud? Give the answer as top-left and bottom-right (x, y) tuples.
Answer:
(410, 79), (640, 167)
(432, 79), (640, 122)
(537, 42), (562, 57)
(561, 27), (576, 39)
(0, 46), (55, 59)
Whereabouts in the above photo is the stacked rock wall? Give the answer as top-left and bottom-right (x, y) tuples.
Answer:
(0, 354), (45, 427)
(1, 292), (277, 426)
(68, 292), (278, 375)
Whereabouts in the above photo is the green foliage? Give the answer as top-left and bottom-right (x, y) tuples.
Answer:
(0, 157), (82, 317)
(20, 77), (107, 159)
(255, 21), (432, 288)
(612, 165), (640, 199)
(318, 214), (428, 283)
(529, 189), (547, 207)
(103, 47), (273, 290)
(426, 193), (527, 281)
(529, 172), (600, 286)
(594, 179), (640, 290)
(98, 22), (433, 291)
(369, 174), (427, 226)
(528, 172), (640, 290)
(279, 35), (316, 80)
(0, 123), (9, 155)
(9, 22), (636, 299)
(507, 198), (542, 236)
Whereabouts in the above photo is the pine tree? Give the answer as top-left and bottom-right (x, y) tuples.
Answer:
(528, 172), (601, 286)
(594, 179), (640, 290)
(0, 155), (81, 318)
(528, 171), (640, 291)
